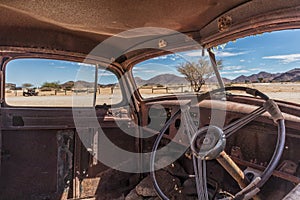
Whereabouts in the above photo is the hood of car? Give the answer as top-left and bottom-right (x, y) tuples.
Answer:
(0, 0), (299, 54)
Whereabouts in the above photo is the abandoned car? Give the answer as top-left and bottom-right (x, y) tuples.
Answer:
(0, 1), (300, 200)
(23, 88), (39, 97)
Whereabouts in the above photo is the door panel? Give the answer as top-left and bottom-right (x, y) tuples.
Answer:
(0, 130), (60, 199)
(0, 106), (137, 199)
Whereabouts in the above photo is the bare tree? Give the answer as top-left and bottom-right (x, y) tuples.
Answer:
(177, 59), (222, 92)
(257, 77), (264, 83)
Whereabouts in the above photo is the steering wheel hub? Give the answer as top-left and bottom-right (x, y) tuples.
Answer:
(191, 125), (226, 160)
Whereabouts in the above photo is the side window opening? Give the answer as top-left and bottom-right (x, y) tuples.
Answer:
(5, 58), (122, 107)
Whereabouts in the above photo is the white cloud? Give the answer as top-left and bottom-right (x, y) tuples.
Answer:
(249, 68), (263, 71)
(183, 49), (247, 59)
(184, 51), (206, 57)
(98, 72), (115, 77)
(240, 59), (245, 62)
(233, 70), (249, 73)
(142, 70), (156, 73)
(220, 71), (231, 75)
(215, 51), (247, 57)
(221, 69), (249, 74)
(77, 63), (94, 67)
(262, 53), (300, 63)
(152, 55), (167, 60)
(223, 66), (243, 70)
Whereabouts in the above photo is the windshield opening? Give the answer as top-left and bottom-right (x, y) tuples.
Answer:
(132, 29), (300, 104)
(132, 50), (221, 99)
(214, 29), (300, 104)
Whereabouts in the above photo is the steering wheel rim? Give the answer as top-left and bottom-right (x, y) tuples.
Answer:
(150, 86), (286, 200)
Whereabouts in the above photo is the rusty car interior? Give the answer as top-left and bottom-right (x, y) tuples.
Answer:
(0, 1), (300, 200)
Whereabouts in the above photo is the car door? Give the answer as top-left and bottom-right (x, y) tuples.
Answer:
(0, 57), (138, 199)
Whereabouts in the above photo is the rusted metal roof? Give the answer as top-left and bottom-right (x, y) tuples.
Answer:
(0, 0), (299, 54)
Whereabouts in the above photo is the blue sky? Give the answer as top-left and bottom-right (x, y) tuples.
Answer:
(6, 59), (117, 87)
(6, 29), (300, 87)
(134, 29), (300, 80)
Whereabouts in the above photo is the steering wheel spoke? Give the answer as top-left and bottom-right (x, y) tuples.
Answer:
(224, 106), (266, 138)
(216, 151), (248, 189)
(193, 155), (209, 200)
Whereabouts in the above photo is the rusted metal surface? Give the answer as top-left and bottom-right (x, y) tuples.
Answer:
(232, 157), (300, 184)
(57, 130), (74, 199)
(0, 132), (1, 175)
(0, 1), (299, 53)
(277, 160), (298, 175)
(0, 130), (58, 199)
(201, 0), (300, 48)
(72, 125), (138, 199)
(0, 101), (138, 199)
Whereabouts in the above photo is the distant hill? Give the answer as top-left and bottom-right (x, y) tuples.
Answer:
(135, 74), (188, 86)
(40, 68), (300, 91)
(134, 77), (147, 86)
(135, 74), (236, 86)
(60, 81), (74, 89)
(134, 68), (300, 86)
(272, 68), (300, 82)
(207, 76), (231, 83)
(74, 80), (94, 88)
(61, 80), (116, 89)
(146, 74), (188, 85)
(232, 68), (300, 83)
(232, 71), (280, 83)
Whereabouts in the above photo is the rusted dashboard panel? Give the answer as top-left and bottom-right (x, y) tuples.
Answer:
(141, 98), (300, 199)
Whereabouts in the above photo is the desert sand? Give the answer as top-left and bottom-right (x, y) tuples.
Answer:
(5, 82), (300, 106)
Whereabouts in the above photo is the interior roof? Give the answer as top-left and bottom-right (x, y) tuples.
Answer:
(0, 0), (300, 56)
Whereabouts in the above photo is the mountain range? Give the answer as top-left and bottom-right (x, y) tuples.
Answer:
(36, 68), (300, 89)
(232, 68), (300, 83)
(134, 68), (300, 85)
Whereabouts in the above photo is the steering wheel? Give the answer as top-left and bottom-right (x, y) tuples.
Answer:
(150, 86), (285, 200)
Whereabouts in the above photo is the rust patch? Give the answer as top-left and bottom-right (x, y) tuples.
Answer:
(57, 130), (74, 197)
(218, 15), (232, 32)
(81, 177), (101, 197)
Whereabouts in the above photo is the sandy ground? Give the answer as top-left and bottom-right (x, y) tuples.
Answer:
(5, 90), (122, 107)
(5, 83), (300, 106)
